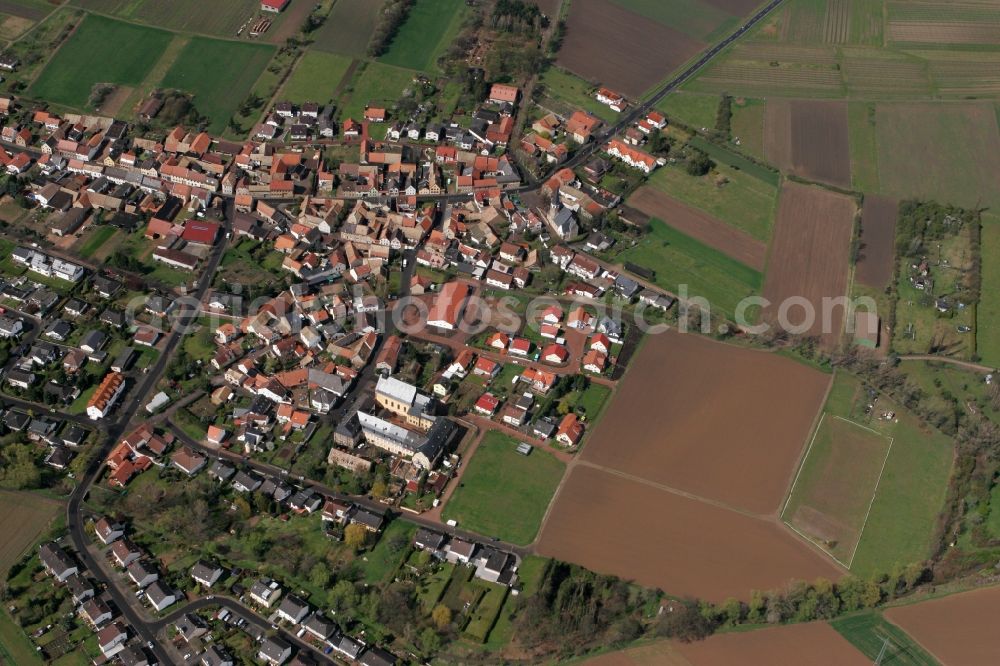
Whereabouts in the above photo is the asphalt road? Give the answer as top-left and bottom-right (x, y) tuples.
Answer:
(46, 0), (787, 658)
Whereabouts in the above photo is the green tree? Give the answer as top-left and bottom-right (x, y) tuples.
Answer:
(344, 523), (369, 550)
(431, 604), (451, 631)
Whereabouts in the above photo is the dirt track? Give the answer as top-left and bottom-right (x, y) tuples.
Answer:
(585, 620), (869, 665)
(580, 330), (831, 514)
(884, 586), (1000, 665)
(765, 100), (851, 188)
(856, 195), (897, 289)
(536, 464), (842, 602)
(629, 186), (767, 270)
(762, 182), (856, 349)
(558, 0), (705, 97)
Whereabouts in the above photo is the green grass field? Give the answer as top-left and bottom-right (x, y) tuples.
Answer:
(611, 0), (737, 41)
(830, 611), (939, 666)
(782, 375), (894, 566)
(71, 0), (261, 38)
(0, 611), (44, 666)
(848, 101), (880, 193)
(731, 98), (765, 159)
(645, 163), (778, 242)
(161, 36), (274, 133)
(0, 491), (61, 576)
(379, 0), (467, 72)
(539, 67), (621, 123)
(312, 0), (383, 56)
(441, 431), (565, 545)
(577, 383), (611, 421)
(281, 50), (353, 104)
(978, 214), (1000, 366)
(616, 218), (762, 318)
(76, 225), (115, 259)
(688, 135), (780, 186)
(29, 14), (172, 109)
(338, 61), (416, 121)
(657, 91), (720, 129)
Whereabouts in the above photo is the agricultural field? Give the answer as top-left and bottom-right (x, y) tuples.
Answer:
(0, 490), (61, 576)
(782, 374), (894, 568)
(337, 61), (417, 122)
(761, 182), (856, 350)
(161, 36), (275, 134)
(379, 0), (468, 73)
(830, 611), (937, 666)
(875, 103), (1000, 210)
(0, 0), (53, 21)
(441, 431), (565, 545)
(537, 464), (841, 603)
(0, 9), (37, 40)
(558, 0), (706, 98)
(886, 0), (1000, 47)
(281, 50), (353, 105)
(580, 330), (831, 515)
(656, 91), (719, 129)
(644, 161), (778, 242)
(614, 217), (761, 318)
(855, 195), (897, 290)
(29, 14), (172, 109)
(610, 0), (738, 42)
(70, 0), (263, 39)
(979, 214), (1000, 366)
(884, 586), (1000, 665)
(764, 99), (851, 188)
(847, 101), (880, 192)
(311, 0), (383, 56)
(588, 621), (870, 665)
(628, 187), (767, 270)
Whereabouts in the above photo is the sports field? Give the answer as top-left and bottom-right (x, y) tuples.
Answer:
(782, 375), (894, 568)
(379, 0), (468, 72)
(615, 217), (762, 319)
(29, 14), (172, 109)
(161, 36), (275, 134)
(281, 50), (353, 105)
(441, 431), (564, 545)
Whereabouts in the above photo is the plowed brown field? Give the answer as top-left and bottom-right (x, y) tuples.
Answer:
(885, 586), (1000, 665)
(762, 182), (856, 349)
(856, 196), (897, 289)
(558, 0), (705, 97)
(537, 465), (842, 602)
(764, 100), (851, 188)
(629, 186), (767, 270)
(580, 330), (830, 514)
(585, 621), (869, 665)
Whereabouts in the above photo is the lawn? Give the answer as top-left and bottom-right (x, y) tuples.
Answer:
(616, 217), (762, 319)
(577, 383), (611, 421)
(29, 14), (172, 109)
(441, 431), (565, 545)
(978, 213), (1000, 366)
(379, 0), (468, 72)
(76, 225), (115, 259)
(538, 67), (621, 123)
(830, 611), (938, 666)
(281, 50), (353, 105)
(645, 162), (778, 242)
(0, 611), (43, 666)
(161, 36), (275, 134)
(657, 91), (719, 130)
(312, 0), (383, 56)
(338, 61), (416, 121)
(361, 520), (415, 584)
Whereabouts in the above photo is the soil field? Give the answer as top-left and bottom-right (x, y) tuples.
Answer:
(764, 99), (851, 188)
(580, 330), (831, 515)
(884, 586), (1000, 666)
(537, 464), (842, 602)
(629, 186), (767, 270)
(876, 102), (1000, 209)
(0, 490), (62, 576)
(558, 0), (706, 97)
(856, 195), (897, 289)
(762, 182), (856, 350)
(0, 0), (50, 20)
(586, 621), (869, 665)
